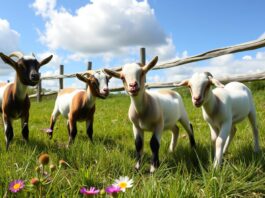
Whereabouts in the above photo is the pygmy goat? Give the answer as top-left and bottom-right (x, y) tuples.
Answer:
(104, 56), (196, 173)
(0, 51), (53, 150)
(176, 72), (260, 167)
(46, 70), (110, 146)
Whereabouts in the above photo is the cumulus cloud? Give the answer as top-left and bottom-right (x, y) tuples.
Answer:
(32, 0), (176, 61)
(0, 18), (20, 79)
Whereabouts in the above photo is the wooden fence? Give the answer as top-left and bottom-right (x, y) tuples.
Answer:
(33, 38), (265, 101)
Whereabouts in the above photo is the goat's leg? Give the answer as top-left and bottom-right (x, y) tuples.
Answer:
(86, 117), (94, 142)
(21, 112), (29, 141)
(68, 115), (77, 146)
(248, 110), (260, 152)
(169, 125), (179, 152)
(133, 125), (144, 171)
(3, 115), (13, 151)
(214, 121), (231, 168)
(223, 126), (236, 154)
(209, 124), (218, 154)
(179, 117), (196, 148)
(48, 104), (60, 139)
(150, 125), (163, 173)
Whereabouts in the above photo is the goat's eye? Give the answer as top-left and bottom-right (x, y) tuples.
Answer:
(121, 76), (125, 80)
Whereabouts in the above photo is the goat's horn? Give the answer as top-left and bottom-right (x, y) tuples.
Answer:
(204, 71), (213, 77)
(9, 51), (24, 59)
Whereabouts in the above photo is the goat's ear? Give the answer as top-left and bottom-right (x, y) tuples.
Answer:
(174, 79), (189, 87)
(76, 74), (89, 83)
(39, 55), (53, 67)
(208, 76), (224, 88)
(103, 68), (121, 79)
(0, 52), (18, 69)
(142, 56), (158, 74)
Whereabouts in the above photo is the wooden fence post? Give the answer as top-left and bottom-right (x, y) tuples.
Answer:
(140, 47), (146, 65)
(59, 65), (64, 90)
(86, 61), (92, 89)
(37, 80), (42, 102)
(140, 47), (146, 83)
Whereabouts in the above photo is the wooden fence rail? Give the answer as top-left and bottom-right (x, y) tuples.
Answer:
(33, 38), (265, 100)
(108, 71), (265, 92)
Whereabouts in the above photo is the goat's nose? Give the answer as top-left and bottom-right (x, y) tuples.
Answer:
(129, 82), (138, 88)
(103, 88), (109, 92)
(31, 73), (40, 81)
(193, 95), (201, 101)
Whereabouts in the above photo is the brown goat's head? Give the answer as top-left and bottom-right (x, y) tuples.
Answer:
(0, 51), (53, 86)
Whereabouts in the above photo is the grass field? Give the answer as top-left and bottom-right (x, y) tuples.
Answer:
(0, 86), (265, 197)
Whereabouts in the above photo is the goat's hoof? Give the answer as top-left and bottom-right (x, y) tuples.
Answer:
(135, 162), (140, 171)
(150, 165), (156, 173)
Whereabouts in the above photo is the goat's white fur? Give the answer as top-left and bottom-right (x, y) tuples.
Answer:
(48, 70), (110, 145)
(104, 57), (195, 173)
(178, 72), (260, 167)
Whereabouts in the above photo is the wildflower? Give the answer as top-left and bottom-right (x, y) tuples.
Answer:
(80, 187), (100, 195)
(59, 159), (70, 168)
(113, 176), (133, 192)
(9, 180), (24, 193)
(42, 128), (53, 133)
(30, 178), (40, 185)
(39, 153), (50, 165)
(105, 185), (121, 195)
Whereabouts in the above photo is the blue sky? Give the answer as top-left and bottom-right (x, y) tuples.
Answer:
(0, 0), (265, 90)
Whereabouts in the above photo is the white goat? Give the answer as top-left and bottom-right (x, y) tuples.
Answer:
(177, 72), (260, 167)
(0, 51), (53, 150)
(45, 70), (110, 146)
(104, 56), (196, 173)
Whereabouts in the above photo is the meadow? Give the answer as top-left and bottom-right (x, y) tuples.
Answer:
(0, 84), (265, 197)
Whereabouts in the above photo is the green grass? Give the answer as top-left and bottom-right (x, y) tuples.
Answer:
(0, 88), (265, 197)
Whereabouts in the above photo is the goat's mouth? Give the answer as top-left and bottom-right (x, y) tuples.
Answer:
(193, 99), (203, 107)
(128, 87), (140, 96)
(99, 91), (109, 99)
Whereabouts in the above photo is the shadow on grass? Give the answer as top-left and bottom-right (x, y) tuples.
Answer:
(229, 144), (265, 168)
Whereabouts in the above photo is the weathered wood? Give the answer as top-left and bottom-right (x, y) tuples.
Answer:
(29, 91), (58, 98)
(59, 65), (64, 90)
(140, 47), (146, 65)
(109, 71), (265, 91)
(86, 61), (92, 89)
(36, 80), (42, 102)
(154, 38), (265, 70)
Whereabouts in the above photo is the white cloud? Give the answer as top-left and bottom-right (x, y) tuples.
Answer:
(32, 0), (176, 61)
(0, 18), (20, 79)
(242, 55), (252, 60)
(161, 51), (265, 83)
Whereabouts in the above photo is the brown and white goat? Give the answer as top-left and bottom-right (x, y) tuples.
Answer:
(104, 56), (196, 173)
(46, 70), (110, 146)
(0, 51), (53, 150)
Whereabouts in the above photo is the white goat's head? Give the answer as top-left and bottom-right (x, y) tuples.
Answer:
(0, 51), (53, 86)
(176, 72), (224, 107)
(76, 70), (111, 99)
(104, 56), (158, 96)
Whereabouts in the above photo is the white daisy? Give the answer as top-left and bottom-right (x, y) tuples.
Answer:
(113, 176), (133, 192)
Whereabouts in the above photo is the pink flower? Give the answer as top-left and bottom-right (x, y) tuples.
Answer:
(9, 180), (24, 193)
(105, 185), (121, 195)
(42, 128), (53, 133)
(80, 187), (100, 195)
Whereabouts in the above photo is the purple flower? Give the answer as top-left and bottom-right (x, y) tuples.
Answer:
(42, 128), (53, 133)
(105, 185), (121, 195)
(80, 187), (100, 195)
(9, 180), (25, 193)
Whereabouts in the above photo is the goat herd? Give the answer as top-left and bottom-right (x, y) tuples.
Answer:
(0, 51), (261, 173)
